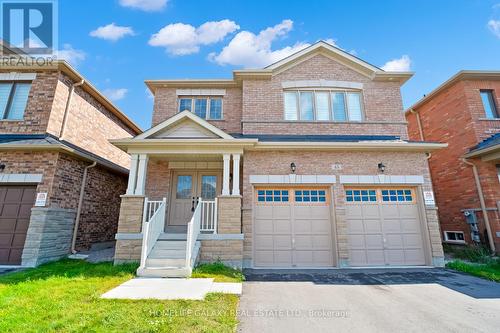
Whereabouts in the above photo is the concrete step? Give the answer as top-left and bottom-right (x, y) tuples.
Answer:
(148, 249), (186, 259)
(146, 258), (186, 267)
(158, 233), (187, 240)
(137, 266), (191, 278)
(153, 240), (186, 250)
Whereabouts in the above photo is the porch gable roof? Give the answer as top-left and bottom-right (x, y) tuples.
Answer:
(135, 110), (233, 140)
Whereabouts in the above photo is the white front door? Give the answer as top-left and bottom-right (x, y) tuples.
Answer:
(169, 171), (221, 226)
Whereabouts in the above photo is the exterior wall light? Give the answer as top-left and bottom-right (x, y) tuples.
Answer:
(290, 162), (296, 174)
(378, 162), (386, 173)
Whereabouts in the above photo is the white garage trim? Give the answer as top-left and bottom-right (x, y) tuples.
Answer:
(340, 175), (424, 184)
(250, 174), (336, 184)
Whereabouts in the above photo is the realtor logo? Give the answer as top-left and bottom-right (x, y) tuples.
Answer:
(1, 0), (57, 55)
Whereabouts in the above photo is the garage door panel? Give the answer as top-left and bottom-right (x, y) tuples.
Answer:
(4, 189), (23, 202)
(254, 219), (273, 233)
(274, 251), (293, 266)
(274, 235), (292, 250)
(0, 233), (13, 246)
(379, 205), (399, 218)
(346, 187), (426, 267)
(254, 187), (333, 268)
(2, 204), (20, 218)
(366, 250), (385, 265)
(19, 204), (33, 218)
(347, 219), (365, 233)
(365, 234), (384, 249)
(364, 219), (382, 233)
(274, 219), (292, 233)
(0, 218), (16, 232)
(15, 218), (29, 232)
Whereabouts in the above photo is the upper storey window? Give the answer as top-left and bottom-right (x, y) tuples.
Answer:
(284, 90), (363, 121)
(178, 97), (223, 120)
(480, 90), (498, 119)
(0, 82), (31, 120)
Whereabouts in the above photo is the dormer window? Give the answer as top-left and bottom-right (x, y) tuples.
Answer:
(178, 97), (223, 120)
(284, 90), (363, 122)
(0, 82), (31, 120)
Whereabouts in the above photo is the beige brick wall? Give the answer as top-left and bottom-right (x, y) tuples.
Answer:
(242, 150), (443, 266)
(114, 239), (142, 263)
(116, 196), (145, 233)
(217, 196), (242, 234)
(199, 239), (243, 268)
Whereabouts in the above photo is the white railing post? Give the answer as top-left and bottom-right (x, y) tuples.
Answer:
(214, 197), (218, 234)
(139, 197), (167, 269)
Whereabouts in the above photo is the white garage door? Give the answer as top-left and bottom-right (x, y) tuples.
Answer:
(254, 188), (334, 267)
(346, 188), (426, 266)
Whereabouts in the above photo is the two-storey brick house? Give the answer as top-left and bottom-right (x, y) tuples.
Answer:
(406, 71), (500, 253)
(0, 60), (141, 267)
(113, 41), (446, 276)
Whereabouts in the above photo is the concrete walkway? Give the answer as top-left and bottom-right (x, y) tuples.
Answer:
(101, 277), (242, 300)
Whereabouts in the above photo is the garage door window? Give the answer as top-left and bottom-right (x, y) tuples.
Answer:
(257, 190), (289, 202)
(381, 189), (413, 202)
(346, 189), (376, 202)
(295, 190), (326, 203)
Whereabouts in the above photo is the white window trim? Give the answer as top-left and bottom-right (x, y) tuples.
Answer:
(283, 89), (365, 122)
(443, 231), (466, 244)
(178, 97), (224, 120)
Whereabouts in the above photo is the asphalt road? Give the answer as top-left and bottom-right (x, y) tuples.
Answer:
(237, 268), (500, 333)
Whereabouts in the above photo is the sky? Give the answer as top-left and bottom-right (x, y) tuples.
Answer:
(55, 0), (500, 130)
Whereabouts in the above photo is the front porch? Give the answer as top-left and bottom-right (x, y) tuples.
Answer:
(113, 151), (246, 276)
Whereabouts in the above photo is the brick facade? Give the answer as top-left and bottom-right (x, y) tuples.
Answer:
(406, 76), (500, 250)
(0, 65), (139, 265)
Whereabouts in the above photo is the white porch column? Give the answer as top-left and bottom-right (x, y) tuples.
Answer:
(135, 154), (149, 195)
(222, 154), (230, 196)
(232, 154), (240, 195)
(126, 154), (139, 195)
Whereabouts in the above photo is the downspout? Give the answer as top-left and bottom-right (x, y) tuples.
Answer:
(59, 79), (84, 139)
(462, 158), (496, 253)
(410, 108), (425, 141)
(71, 161), (97, 254)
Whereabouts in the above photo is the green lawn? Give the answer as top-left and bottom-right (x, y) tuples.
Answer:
(0, 259), (239, 333)
(446, 260), (500, 283)
(192, 262), (245, 283)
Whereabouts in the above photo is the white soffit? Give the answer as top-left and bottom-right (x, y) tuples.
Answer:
(176, 89), (226, 96)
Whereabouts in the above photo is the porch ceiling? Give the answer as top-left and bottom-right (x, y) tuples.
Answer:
(148, 154), (224, 162)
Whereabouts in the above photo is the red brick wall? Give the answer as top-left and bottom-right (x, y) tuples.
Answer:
(152, 87), (242, 134)
(0, 70), (59, 134)
(150, 54), (409, 139)
(406, 78), (500, 248)
(50, 73), (135, 169)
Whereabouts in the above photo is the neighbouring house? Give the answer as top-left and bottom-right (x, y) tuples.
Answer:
(406, 71), (500, 253)
(0, 60), (141, 267)
(112, 41), (446, 277)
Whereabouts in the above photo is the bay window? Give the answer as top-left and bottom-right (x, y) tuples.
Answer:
(178, 97), (223, 120)
(284, 89), (364, 121)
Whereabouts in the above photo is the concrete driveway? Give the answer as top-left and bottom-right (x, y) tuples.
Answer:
(238, 268), (500, 333)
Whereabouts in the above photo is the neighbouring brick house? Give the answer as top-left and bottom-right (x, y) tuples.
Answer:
(113, 41), (446, 277)
(406, 71), (500, 253)
(0, 61), (141, 267)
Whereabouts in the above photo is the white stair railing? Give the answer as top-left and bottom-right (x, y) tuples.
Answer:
(140, 197), (166, 269)
(200, 198), (218, 233)
(185, 199), (202, 268)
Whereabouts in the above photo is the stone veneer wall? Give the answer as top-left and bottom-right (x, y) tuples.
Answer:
(199, 239), (243, 269)
(21, 208), (76, 267)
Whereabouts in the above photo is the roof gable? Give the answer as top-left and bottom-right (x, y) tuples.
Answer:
(135, 111), (233, 140)
(265, 41), (382, 77)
